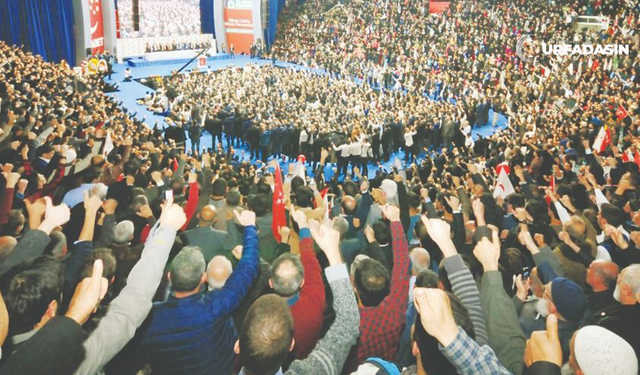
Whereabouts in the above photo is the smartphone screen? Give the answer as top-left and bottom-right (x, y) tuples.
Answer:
(165, 190), (173, 201)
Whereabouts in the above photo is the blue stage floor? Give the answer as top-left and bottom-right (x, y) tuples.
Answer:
(104, 54), (507, 179)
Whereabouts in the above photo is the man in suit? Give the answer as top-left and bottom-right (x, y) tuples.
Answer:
(180, 205), (237, 262)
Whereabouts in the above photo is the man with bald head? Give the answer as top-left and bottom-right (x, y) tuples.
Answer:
(180, 204), (237, 262)
(0, 236), (17, 264)
(340, 195), (360, 239)
(207, 255), (233, 290)
(586, 260), (619, 314)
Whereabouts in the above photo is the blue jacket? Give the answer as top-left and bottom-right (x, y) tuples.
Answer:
(141, 225), (260, 375)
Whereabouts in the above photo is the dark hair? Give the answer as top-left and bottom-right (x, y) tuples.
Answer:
(239, 295), (294, 375)
(415, 269), (439, 288)
(342, 180), (358, 197)
(506, 193), (525, 209)
(251, 194), (271, 217)
(293, 186), (314, 208)
(270, 253), (304, 297)
(354, 258), (390, 307)
(212, 177), (228, 196)
(82, 166), (103, 183)
(226, 189), (242, 207)
(600, 203), (625, 227)
(372, 220), (391, 245)
(407, 191), (421, 209)
(171, 178), (185, 196)
(1, 256), (64, 335)
(81, 248), (117, 282)
(414, 292), (475, 375)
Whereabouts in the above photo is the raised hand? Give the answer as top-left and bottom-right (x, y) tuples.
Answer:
(84, 192), (103, 214)
(381, 204), (400, 222)
(232, 245), (243, 260)
(473, 229), (500, 272)
(158, 196), (187, 230)
(233, 209), (256, 227)
(420, 216), (456, 257)
(414, 288), (459, 347)
(309, 219), (342, 265)
(364, 226), (376, 243)
(290, 207), (308, 229)
(524, 314), (562, 367)
(42, 197), (71, 228)
(444, 195), (461, 212)
(3, 172), (21, 188)
(102, 199), (118, 215)
(515, 274), (531, 302)
(65, 260), (109, 325)
(472, 198), (485, 226)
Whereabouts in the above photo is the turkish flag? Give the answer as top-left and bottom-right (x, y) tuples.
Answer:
(617, 104), (629, 121)
(272, 164), (286, 242)
(592, 125), (611, 154)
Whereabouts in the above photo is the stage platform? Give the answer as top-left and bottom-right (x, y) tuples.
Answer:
(127, 53), (233, 67)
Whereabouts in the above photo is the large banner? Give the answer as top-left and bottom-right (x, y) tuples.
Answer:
(224, 6), (254, 54)
(429, 1), (451, 13)
(89, 0), (105, 54)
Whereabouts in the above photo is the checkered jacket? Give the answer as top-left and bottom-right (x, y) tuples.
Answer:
(440, 328), (513, 375)
(346, 221), (410, 372)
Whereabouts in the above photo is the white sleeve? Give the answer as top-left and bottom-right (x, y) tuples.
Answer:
(553, 201), (572, 224)
(594, 188), (609, 209)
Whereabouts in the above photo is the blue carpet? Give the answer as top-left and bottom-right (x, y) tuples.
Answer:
(104, 55), (507, 180)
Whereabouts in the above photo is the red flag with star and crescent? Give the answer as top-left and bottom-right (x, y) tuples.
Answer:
(272, 164), (286, 242)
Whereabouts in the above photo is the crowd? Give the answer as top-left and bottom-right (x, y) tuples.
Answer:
(0, 0), (639, 372)
(118, 0), (202, 39)
(151, 64), (473, 169)
(145, 41), (210, 53)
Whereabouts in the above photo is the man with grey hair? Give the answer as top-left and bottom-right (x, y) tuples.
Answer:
(207, 255), (233, 290)
(596, 263), (640, 358)
(409, 247), (431, 276)
(168, 246), (207, 292)
(141, 209), (260, 375)
(114, 220), (135, 245)
(268, 209), (326, 360)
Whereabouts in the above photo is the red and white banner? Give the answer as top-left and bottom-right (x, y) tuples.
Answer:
(224, 8), (254, 54)
(88, 0), (105, 54)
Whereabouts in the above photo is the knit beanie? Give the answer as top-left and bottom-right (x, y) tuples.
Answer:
(575, 326), (638, 375)
(551, 277), (587, 323)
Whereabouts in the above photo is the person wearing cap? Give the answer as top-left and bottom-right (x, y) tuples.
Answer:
(521, 277), (588, 359)
(568, 326), (638, 375)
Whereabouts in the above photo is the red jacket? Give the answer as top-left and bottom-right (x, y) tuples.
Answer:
(290, 229), (326, 359)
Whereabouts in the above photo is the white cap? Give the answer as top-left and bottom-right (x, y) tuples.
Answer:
(575, 326), (638, 375)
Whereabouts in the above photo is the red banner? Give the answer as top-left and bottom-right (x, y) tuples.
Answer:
(429, 1), (451, 13)
(89, 0), (105, 54)
(224, 8), (254, 54)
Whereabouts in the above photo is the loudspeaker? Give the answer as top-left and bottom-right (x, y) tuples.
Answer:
(133, 0), (140, 31)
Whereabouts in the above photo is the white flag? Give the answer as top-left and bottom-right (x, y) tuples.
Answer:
(494, 170), (515, 200)
(103, 131), (115, 156)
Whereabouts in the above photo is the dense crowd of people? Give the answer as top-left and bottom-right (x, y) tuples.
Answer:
(0, 0), (640, 372)
(117, 0), (202, 38)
